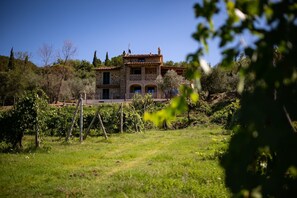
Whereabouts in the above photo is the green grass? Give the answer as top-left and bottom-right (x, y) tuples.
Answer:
(0, 126), (231, 197)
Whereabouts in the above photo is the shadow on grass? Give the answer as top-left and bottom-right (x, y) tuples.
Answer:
(0, 141), (52, 154)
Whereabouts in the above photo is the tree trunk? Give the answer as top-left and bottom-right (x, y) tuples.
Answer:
(187, 109), (191, 125)
(120, 103), (123, 133)
(55, 73), (64, 104)
(35, 123), (40, 148)
(79, 96), (83, 142)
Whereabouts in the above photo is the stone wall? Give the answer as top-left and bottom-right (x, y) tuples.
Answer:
(95, 67), (127, 99)
(96, 69), (121, 85)
(119, 67), (126, 98)
(95, 88), (121, 99)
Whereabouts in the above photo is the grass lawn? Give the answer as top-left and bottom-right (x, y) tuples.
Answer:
(0, 126), (231, 197)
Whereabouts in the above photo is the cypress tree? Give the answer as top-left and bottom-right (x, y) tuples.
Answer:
(92, 51), (97, 66)
(105, 52), (110, 66)
(92, 50), (97, 67)
(8, 47), (15, 70)
(24, 55), (29, 66)
(92, 50), (102, 67)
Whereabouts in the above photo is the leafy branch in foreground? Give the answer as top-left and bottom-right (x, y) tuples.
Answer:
(145, 0), (297, 197)
(144, 85), (198, 127)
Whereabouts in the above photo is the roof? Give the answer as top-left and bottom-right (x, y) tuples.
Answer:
(94, 66), (121, 71)
(161, 66), (186, 76)
(161, 66), (186, 70)
(125, 62), (161, 66)
(123, 54), (162, 58)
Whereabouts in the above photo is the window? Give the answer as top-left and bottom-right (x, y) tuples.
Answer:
(134, 87), (141, 93)
(103, 72), (110, 84)
(131, 68), (141, 74)
(138, 58), (145, 62)
(102, 89), (109, 99)
(147, 87), (155, 93)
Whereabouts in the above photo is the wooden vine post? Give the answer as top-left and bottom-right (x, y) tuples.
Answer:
(83, 106), (100, 140)
(83, 105), (108, 140)
(120, 102), (123, 133)
(66, 95), (84, 142)
(79, 94), (83, 142)
(98, 113), (108, 139)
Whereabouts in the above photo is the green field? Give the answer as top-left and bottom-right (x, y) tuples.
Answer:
(0, 126), (230, 197)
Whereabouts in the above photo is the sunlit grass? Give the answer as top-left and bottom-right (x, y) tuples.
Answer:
(0, 126), (230, 197)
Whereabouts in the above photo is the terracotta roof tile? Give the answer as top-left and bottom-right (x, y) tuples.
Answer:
(94, 66), (121, 70)
(123, 54), (161, 58)
(161, 66), (186, 70)
(125, 62), (161, 65)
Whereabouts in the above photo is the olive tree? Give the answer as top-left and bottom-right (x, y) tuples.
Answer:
(156, 70), (187, 99)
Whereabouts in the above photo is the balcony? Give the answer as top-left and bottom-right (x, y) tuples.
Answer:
(128, 92), (157, 99)
(129, 74), (141, 81)
(129, 74), (158, 81)
(125, 62), (161, 66)
(145, 74), (157, 80)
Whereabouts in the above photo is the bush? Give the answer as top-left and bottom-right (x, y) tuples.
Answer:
(195, 99), (212, 115)
(45, 107), (72, 137)
(0, 90), (48, 149)
(210, 100), (240, 125)
(123, 105), (144, 132)
(131, 94), (154, 115)
(42, 103), (147, 136)
(0, 141), (13, 152)
(190, 112), (210, 126)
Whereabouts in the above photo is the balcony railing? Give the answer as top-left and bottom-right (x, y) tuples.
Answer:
(128, 92), (157, 99)
(129, 74), (158, 81)
(129, 74), (141, 81)
(145, 74), (157, 80)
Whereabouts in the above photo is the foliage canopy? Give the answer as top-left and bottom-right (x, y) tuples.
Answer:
(194, 1), (297, 196)
(146, 0), (297, 196)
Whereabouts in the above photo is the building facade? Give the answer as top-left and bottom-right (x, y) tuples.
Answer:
(95, 49), (185, 100)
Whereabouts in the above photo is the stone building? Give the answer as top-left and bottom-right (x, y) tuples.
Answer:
(95, 48), (185, 100)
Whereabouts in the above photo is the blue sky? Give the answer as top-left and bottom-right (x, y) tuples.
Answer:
(0, 0), (223, 66)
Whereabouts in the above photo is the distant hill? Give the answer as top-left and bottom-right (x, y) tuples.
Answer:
(0, 55), (38, 72)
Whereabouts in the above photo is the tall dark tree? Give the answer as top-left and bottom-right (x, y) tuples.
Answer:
(24, 55), (29, 67)
(105, 52), (111, 66)
(92, 50), (97, 66)
(7, 47), (15, 70)
(92, 50), (101, 67)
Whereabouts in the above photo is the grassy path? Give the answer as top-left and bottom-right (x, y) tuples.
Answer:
(0, 126), (230, 197)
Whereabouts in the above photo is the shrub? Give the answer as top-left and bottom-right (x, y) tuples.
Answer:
(123, 105), (144, 132)
(131, 94), (155, 115)
(210, 100), (240, 125)
(0, 90), (48, 149)
(195, 99), (212, 115)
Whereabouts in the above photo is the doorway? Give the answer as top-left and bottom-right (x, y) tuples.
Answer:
(102, 89), (109, 99)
